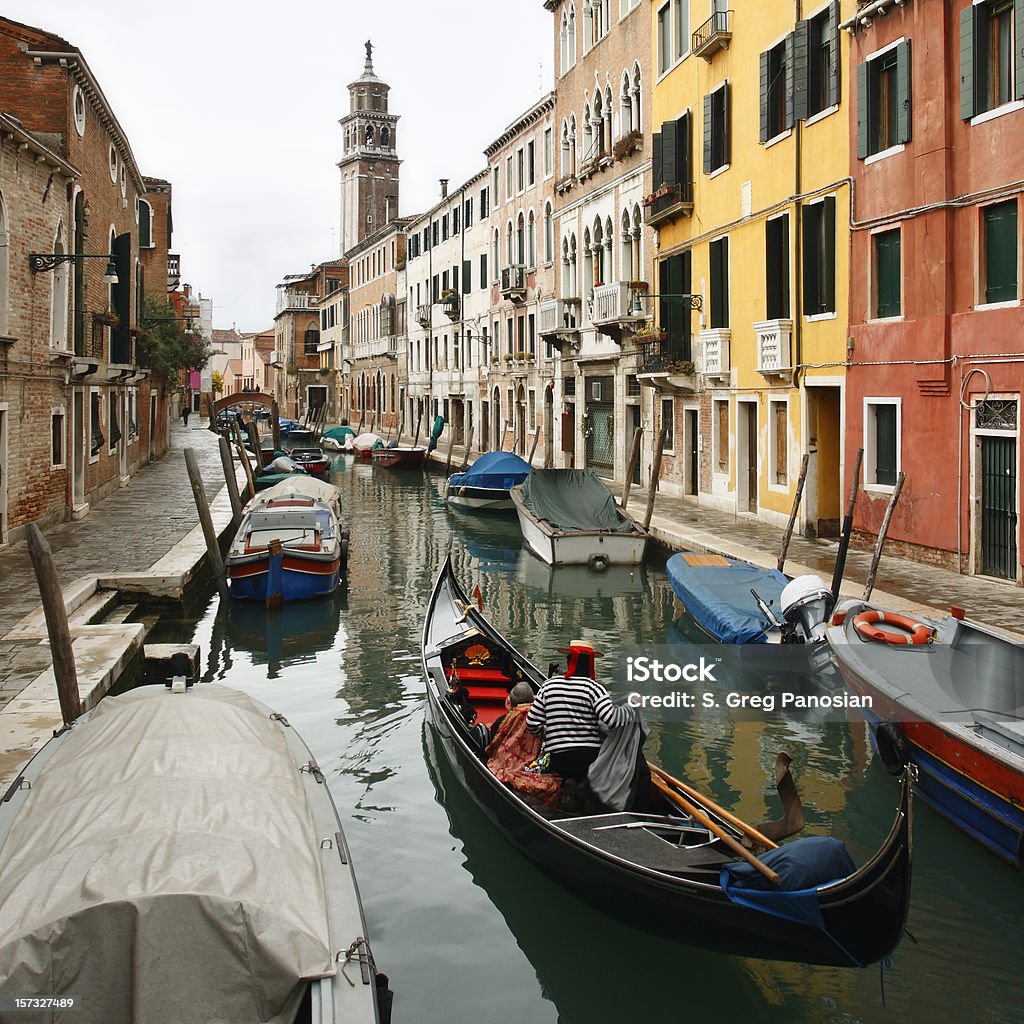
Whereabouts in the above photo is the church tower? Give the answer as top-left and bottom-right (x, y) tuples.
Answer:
(338, 41), (401, 257)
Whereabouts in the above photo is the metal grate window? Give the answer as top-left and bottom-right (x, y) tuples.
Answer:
(976, 399), (1018, 431)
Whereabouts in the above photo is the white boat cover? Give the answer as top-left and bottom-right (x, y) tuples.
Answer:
(0, 685), (334, 1023)
(254, 475), (341, 510)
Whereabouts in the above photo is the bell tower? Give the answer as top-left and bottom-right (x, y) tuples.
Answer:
(338, 41), (401, 257)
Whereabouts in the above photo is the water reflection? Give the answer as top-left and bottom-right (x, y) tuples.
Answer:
(160, 458), (1024, 1024)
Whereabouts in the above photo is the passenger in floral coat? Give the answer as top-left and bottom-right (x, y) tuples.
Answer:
(486, 682), (561, 807)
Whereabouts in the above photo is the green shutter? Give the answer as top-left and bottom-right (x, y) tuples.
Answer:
(760, 49), (770, 143)
(659, 255), (670, 332)
(875, 229), (902, 318)
(793, 20), (810, 121)
(668, 253), (685, 345)
(703, 93), (713, 173)
(874, 405), (897, 486)
(823, 195), (836, 314)
(960, 5), (976, 120)
(802, 203), (819, 316)
(678, 112), (692, 199)
(856, 62), (869, 159)
(681, 249), (693, 359)
(721, 237), (730, 329)
(826, 1), (841, 108)
(652, 129), (664, 188)
(722, 83), (731, 166)
(896, 41), (912, 144)
(985, 201), (1019, 303)
(766, 216), (790, 320)
(662, 119), (678, 185)
(1016, 0), (1024, 100)
(785, 33), (796, 129)
(463, 260), (471, 294)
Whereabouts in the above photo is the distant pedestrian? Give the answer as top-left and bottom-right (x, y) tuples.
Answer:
(182, 405), (190, 427)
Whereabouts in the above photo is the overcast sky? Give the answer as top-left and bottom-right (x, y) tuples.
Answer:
(5, 1), (553, 331)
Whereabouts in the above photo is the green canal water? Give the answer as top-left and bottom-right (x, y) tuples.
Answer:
(157, 457), (1024, 1023)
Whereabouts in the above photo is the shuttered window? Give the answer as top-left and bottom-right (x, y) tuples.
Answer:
(709, 237), (729, 329)
(984, 200), (1019, 304)
(703, 83), (729, 174)
(715, 399), (729, 473)
(658, 250), (693, 358)
(961, 0), (1024, 119)
(870, 403), (898, 487)
(856, 42), (912, 159)
(802, 197), (836, 316)
(771, 401), (787, 486)
(793, 2), (839, 121)
(765, 215), (790, 320)
(874, 229), (902, 319)
(652, 113), (692, 197)
(760, 36), (795, 141)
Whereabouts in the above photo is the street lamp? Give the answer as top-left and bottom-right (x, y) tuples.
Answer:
(29, 252), (119, 285)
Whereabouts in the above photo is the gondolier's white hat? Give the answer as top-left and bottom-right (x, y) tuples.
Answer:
(557, 639), (604, 657)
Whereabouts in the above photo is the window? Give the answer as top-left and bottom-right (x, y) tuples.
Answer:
(137, 200), (153, 247)
(108, 392), (122, 452)
(796, 2), (840, 120)
(802, 196), (836, 315)
(432, 221), (439, 246)
(715, 399), (729, 473)
(651, 111), (692, 200)
(709, 237), (729, 329)
(765, 215), (790, 320)
(494, 166), (500, 205)
(661, 399), (675, 451)
(657, 4), (672, 74)
(517, 148), (525, 192)
(703, 82), (730, 174)
(866, 399), (900, 487)
(51, 411), (65, 468)
(543, 127), (553, 177)
(465, 197), (473, 227)
(304, 325), (320, 355)
(770, 401), (788, 486)
(90, 392), (103, 458)
(463, 260), (471, 295)
(441, 215), (449, 242)
(453, 206), (460, 234)
(658, 249), (692, 358)
(873, 228), (902, 318)
(961, 0), (1023, 118)
(544, 203), (554, 263)
(675, 0), (689, 60)
(481, 186), (489, 218)
(480, 253), (488, 289)
(73, 85), (86, 136)
(506, 156), (513, 196)
(760, 36), (794, 141)
(857, 42), (911, 158)
(983, 200), (1019, 304)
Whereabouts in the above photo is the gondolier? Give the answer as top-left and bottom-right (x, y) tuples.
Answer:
(526, 640), (630, 782)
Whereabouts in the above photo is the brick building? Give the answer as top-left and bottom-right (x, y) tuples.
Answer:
(0, 17), (174, 541)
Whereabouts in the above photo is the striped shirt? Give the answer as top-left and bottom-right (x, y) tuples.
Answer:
(525, 675), (630, 754)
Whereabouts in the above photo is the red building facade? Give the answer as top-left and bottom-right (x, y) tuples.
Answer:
(845, 0), (1024, 582)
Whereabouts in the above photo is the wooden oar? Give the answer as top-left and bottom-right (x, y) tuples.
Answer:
(648, 763), (778, 850)
(650, 774), (781, 887)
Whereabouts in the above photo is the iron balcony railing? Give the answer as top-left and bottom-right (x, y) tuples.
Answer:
(637, 334), (693, 375)
(692, 10), (731, 59)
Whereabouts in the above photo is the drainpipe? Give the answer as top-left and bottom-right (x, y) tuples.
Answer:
(792, 0), (803, 397)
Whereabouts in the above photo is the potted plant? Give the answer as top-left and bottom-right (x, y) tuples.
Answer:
(668, 359), (696, 376)
(627, 281), (648, 292)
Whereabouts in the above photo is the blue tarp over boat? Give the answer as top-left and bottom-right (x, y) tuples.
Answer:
(448, 451), (531, 491)
(666, 552), (789, 645)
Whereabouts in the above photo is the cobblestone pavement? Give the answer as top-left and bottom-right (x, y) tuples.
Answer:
(0, 421), (227, 639)
(624, 490), (1024, 636)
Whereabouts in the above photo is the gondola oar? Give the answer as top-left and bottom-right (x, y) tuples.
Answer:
(650, 775), (781, 887)
(648, 763), (779, 850)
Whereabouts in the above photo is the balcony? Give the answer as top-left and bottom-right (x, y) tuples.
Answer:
(635, 334), (700, 394)
(692, 10), (731, 61)
(700, 328), (731, 383)
(644, 181), (694, 228)
(590, 282), (646, 342)
(500, 265), (527, 302)
(441, 293), (460, 321)
(415, 304), (432, 327)
(538, 297), (582, 352)
(167, 253), (180, 290)
(276, 291), (318, 316)
(269, 350), (283, 367)
(754, 319), (793, 377)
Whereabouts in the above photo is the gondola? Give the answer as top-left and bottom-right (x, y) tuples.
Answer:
(422, 554), (914, 967)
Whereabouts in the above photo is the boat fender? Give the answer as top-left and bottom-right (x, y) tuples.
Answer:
(853, 609), (934, 646)
(874, 722), (910, 776)
(589, 554), (610, 573)
(340, 529), (350, 569)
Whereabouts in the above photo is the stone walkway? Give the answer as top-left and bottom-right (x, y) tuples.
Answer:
(0, 421), (228, 707)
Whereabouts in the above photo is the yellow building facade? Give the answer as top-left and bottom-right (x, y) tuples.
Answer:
(647, 0), (850, 536)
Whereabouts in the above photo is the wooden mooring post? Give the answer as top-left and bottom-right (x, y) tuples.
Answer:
(863, 472), (906, 601)
(777, 453), (810, 573)
(271, 399), (282, 453)
(445, 424), (457, 473)
(231, 422), (256, 499)
(621, 426), (643, 510)
(26, 523), (81, 725)
(527, 424), (541, 466)
(461, 424), (474, 470)
(643, 426), (668, 531)
(218, 436), (243, 530)
(185, 447), (230, 601)
(830, 448), (864, 599)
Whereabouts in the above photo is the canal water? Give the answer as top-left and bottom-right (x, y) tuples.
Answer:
(155, 456), (1024, 1024)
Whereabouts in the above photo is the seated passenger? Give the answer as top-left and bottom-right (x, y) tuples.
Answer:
(486, 683), (560, 807)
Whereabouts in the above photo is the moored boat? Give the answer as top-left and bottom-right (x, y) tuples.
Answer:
(510, 469), (648, 568)
(446, 450), (531, 512)
(347, 432), (385, 462)
(422, 555), (913, 966)
(827, 599), (1024, 865)
(0, 683), (390, 1023)
(290, 446), (331, 476)
(371, 445), (427, 469)
(227, 478), (347, 603)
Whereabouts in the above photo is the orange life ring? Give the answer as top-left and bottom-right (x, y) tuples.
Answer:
(852, 609), (934, 646)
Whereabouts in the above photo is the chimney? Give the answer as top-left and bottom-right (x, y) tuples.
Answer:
(440, 179), (449, 199)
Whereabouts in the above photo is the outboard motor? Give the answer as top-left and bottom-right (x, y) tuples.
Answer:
(780, 575), (834, 644)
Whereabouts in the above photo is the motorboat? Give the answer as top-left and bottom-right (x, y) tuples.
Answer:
(446, 451), (531, 512)
(510, 469), (648, 569)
